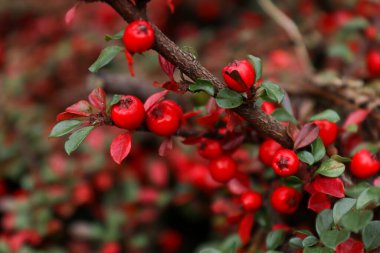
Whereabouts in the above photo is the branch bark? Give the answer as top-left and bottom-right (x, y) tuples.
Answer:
(92, 0), (293, 148)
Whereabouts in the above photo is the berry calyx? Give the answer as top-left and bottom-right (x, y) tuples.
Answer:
(146, 100), (183, 136)
(240, 191), (263, 212)
(111, 95), (145, 130)
(209, 156), (237, 183)
(259, 139), (282, 166)
(270, 186), (301, 214)
(313, 120), (338, 146)
(123, 20), (155, 53)
(222, 59), (255, 92)
(272, 149), (299, 177)
(198, 139), (223, 159)
(350, 149), (380, 179)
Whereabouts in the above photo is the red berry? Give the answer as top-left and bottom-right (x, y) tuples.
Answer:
(365, 26), (377, 40)
(146, 100), (183, 136)
(93, 171), (113, 192)
(101, 242), (120, 253)
(111, 95), (145, 130)
(240, 191), (263, 212)
(350, 149), (380, 179)
(74, 183), (93, 205)
(198, 139), (223, 159)
(270, 186), (301, 214)
(261, 101), (276, 114)
(222, 59), (255, 92)
(209, 156), (237, 183)
(367, 49), (380, 77)
(313, 120), (338, 146)
(259, 139), (282, 166)
(123, 20), (155, 53)
(272, 149), (299, 177)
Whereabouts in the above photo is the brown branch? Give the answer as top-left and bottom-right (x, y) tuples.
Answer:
(93, 0), (293, 148)
(258, 0), (314, 77)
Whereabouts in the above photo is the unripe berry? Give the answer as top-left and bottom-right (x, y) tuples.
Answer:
(272, 149), (299, 177)
(123, 20), (155, 53)
(367, 49), (380, 77)
(222, 59), (255, 92)
(350, 149), (380, 179)
(313, 120), (338, 146)
(146, 100), (183, 136)
(270, 186), (301, 214)
(111, 95), (145, 130)
(240, 191), (263, 212)
(198, 139), (223, 159)
(259, 139), (282, 166)
(209, 156), (237, 183)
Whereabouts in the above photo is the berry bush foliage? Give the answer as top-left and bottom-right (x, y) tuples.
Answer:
(3, 0), (380, 252)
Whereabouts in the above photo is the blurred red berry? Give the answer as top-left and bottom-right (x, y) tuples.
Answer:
(240, 191), (263, 212)
(350, 149), (380, 179)
(313, 120), (338, 146)
(209, 156), (237, 183)
(198, 139), (223, 159)
(270, 186), (301, 214)
(366, 49), (380, 77)
(259, 139), (282, 166)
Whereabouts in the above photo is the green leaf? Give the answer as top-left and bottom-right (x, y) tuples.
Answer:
(362, 220), (380, 250)
(294, 229), (313, 236)
(199, 249), (222, 253)
(266, 230), (286, 250)
(189, 79), (215, 96)
(289, 237), (303, 249)
(341, 209), (373, 233)
(320, 230), (350, 249)
(315, 159), (345, 178)
(302, 236), (319, 247)
(297, 150), (315, 165)
(247, 54), (262, 83)
(64, 126), (95, 155)
(309, 109), (340, 123)
(316, 209), (333, 236)
(311, 138), (326, 162)
(272, 108), (297, 123)
(333, 198), (356, 224)
(220, 234), (241, 252)
(303, 247), (333, 253)
(345, 124), (358, 133)
(49, 120), (82, 138)
(89, 46), (122, 73)
(327, 44), (353, 63)
(215, 88), (244, 109)
(345, 182), (371, 198)
(341, 17), (369, 30)
(105, 30), (124, 41)
(331, 155), (351, 163)
(109, 94), (122, 108)
(356, 186), (380, 209)
(260, 81), (284, 103)
(282, 176), (304, 188)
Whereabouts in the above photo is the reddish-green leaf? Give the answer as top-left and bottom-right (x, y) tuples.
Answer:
(313, 176), (345, 198)
(110, 132), (132, 164)
(308, 192), (331, 213)
(144, 90), (169, 112)
(65, 100), (92, 116)
(88, 88), (107, 111)
(343, 109), (370, 129)
(293, 123), (319, 150)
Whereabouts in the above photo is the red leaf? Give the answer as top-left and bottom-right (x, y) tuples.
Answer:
(88, 88), (107, 111)
(65, 100), (92, 116)
(304, 182), (317, 194)
(65, 5), (77, 25)
(181, 136), (203, 145)
(312, 176), (345, 198)
(159, 137), (173, 157)
(238, 213), (254, 245)
(293, 122), (319, 150)
(227, 171), (250, 195)
(144, 90), (169, 112)
(183, 110), (202, 120)
(335, 238), (364, 253)
(158, 54), (176, 82)
(343, 109), (370, 129)
(125, 50), (135, 77)
(222, 133), (245, 152)
(56, 112), (82, 121)
(166, 0), (175, 13)
(110, 132), (132, 164)
(154, 81), (183, 93)
(287, 122), (300, 142)
(225, 110), (244, 132)
(196, 109), (223, 129)
(307, 192), (331, 213)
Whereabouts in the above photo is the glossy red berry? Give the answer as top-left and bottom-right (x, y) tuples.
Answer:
(350, 149), (380, 179)
(198, 139), (223, 159)
(240, 191), (263, 212)
(313, 120), (338, 146)
(222, 59), (255, 92)
(123, 20), (154, 53)
(272, 149), (299, 177)
(259, 139), (282, 166)
(111, 95), (145, 130)
(209, 156), (237, 183)
(367, 49), (380, 77)
(146, 100), (183, 136)
(270, 186), (301, 214)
